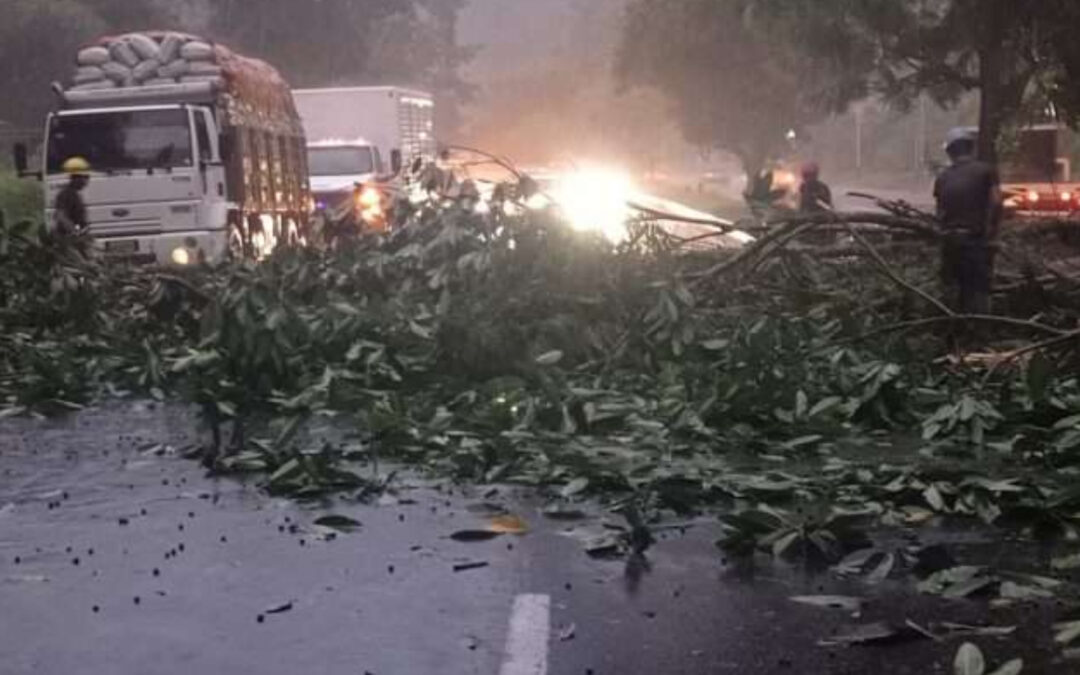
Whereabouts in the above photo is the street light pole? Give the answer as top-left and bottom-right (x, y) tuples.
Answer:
(854, 105), (863, 174)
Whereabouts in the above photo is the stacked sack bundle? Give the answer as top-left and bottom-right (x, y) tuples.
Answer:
(71, 32), (225, 91)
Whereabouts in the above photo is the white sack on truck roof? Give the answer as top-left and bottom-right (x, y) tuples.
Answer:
(76, 47), (110, 67)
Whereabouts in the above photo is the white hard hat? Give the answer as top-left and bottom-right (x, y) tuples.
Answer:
(944, 127), (978, 150)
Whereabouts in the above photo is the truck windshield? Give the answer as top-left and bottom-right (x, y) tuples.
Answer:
(46, 108), (193, 174)
(307, 147), (376, 176)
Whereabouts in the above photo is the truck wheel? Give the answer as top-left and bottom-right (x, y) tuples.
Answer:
(227, 225), (247, 261)
(284, 218), (304, 248)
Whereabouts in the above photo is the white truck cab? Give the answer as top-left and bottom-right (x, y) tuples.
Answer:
(43, 102), (229, 264)
(15, 32), (310, 266)
(294, 87), (435, 229)
(306, 138), (382, 220)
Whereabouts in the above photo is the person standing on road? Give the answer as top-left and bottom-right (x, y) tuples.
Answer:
(54, 157), (91, 237)
(798, 162), (833, 213)
(934, 128), (1001, 316)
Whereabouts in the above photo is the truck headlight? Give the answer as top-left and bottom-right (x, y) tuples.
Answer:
(357, 186), (382, 210)
(171, 247), (192, 266)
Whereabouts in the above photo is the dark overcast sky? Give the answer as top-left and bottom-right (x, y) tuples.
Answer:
(459, 0), (596, 77)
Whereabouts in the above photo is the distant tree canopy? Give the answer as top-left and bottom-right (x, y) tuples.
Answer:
(617, 0), (872, 178)
(619, 0), (1080, 170)
(743, 0), (1080, 162)
(0, 0), (472, 134)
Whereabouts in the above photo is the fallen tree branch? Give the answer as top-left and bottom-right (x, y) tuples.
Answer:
(843, 222), (954, 317)
(691, 211), (944, 286)
(838, 314), (1071, 348)
(980, 328), (1080, 387)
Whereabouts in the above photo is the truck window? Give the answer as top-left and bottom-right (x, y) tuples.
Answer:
(47, 108), (193, 173)
(194, 111), (213, 163)
(306, 147), (376, 176)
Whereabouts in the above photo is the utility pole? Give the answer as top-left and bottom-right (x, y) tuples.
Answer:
(854, 104), (864, 174)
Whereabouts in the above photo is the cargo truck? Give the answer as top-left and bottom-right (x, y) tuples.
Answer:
(292, 87), (435, 230)
(998, 124), (1080, 218)
(13, 31), (310, 265)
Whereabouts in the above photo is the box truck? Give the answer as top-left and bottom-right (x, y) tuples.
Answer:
(292, 87), (435, 228)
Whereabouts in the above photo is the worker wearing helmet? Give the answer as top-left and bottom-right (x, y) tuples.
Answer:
(798, 162), (833, 213)
(933, 128), (1001, 316)
(55, 157), (91, 237)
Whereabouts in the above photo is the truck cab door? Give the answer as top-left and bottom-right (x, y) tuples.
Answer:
(192, 107), (229, 230)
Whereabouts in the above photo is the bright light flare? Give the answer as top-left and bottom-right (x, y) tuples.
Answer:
(170, 247), (191, 266)
(551, 168), (634, 243)
(357, 186), (381, 209)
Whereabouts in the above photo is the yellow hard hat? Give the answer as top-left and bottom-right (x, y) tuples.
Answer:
(62, 157), (91, 175)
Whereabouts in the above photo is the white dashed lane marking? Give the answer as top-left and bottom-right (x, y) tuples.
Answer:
(498, 594), (551, 675)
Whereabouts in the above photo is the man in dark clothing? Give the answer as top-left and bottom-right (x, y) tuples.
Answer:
(799, 162), (833, 213)
(54, 157), (91, 236)
(933, 128), (1001, 315)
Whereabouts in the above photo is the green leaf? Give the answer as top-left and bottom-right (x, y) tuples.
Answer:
(784, 435), (823, 450)
(268, 458), (302, 485)
(314, 515), (362, 532)
(997, 581), (1051, 602)
(789, 595), (862, 611)
(924, 485), (947, 512)
(866, 552), (895, 585)
(954, 642), (985, 675)
(809, 396), (842, 418)
(1054, 620), (1080, 645)
(771, 530), (800, 557)
(987, 659), (1023, 675)
(216, 400), (237, 418)
(701, 339), (729, 351)
(795, 390), (808, 419)
(561, 478), (590, 498)
(1054, 414), (1080, 431)
(535, 350), (564, 366)
(1052, 554), (1080, 571)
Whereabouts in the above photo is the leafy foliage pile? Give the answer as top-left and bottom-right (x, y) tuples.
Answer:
(3, 195), (1080, 565)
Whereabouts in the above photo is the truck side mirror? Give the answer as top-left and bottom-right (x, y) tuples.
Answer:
(390, 149), (403, 175)
(13, 143), (28, 175)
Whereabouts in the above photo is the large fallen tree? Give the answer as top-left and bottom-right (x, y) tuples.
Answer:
(2, 179), (1080, 566)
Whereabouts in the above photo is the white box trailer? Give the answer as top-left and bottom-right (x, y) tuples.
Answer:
(293, 87), (435, 228)
(293, 87), (436, 174)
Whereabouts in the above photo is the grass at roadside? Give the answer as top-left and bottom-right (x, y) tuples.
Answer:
(0, 172), (42, 224)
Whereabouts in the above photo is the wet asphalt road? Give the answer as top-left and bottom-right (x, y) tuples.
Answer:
(0, 402), (1073, 674)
